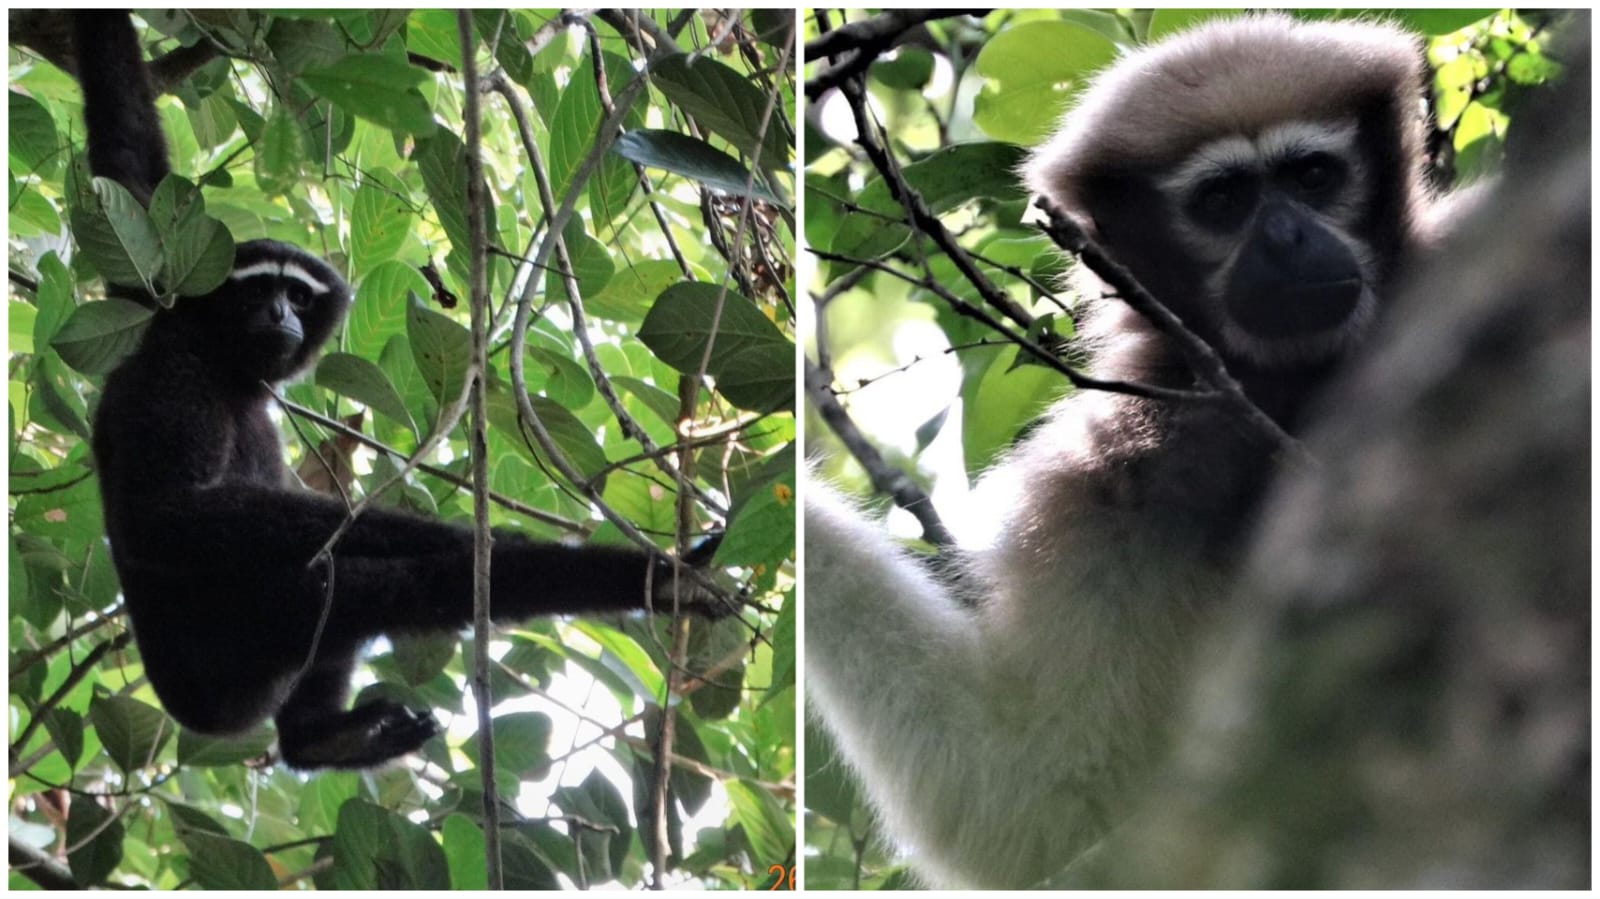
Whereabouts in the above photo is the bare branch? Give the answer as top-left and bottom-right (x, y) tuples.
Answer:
(805, 9), (989, 100)
(806, 358), (956, 548)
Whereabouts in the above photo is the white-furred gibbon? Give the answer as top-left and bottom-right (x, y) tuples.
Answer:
(807, 14), (1460, 888)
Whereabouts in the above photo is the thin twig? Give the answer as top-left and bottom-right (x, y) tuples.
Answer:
(276, 398), (586, 533)
(805, 9), (989, 100)
(805, 358), (956, 547)
(459, 11), (503, 888)
(810, 247), (1210, 404)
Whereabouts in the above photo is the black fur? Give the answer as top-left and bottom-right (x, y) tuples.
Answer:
(77, 13), (723, 770)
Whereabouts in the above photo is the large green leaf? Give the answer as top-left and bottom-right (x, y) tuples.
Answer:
(71, 177), (162, 291)
(147, 175), (234, 298)
(547, 50), (639, 215)
(349, 261), (427, 359)
(637, 281), (794, 413)
(973, 20), (1115, 144)
(176, 831), (279, 890)
(463, 712), (552, 784)
(831, 142), (1028, 263)
(9, 90), (59, 177)
(613, 129), (782, 204)
(331, 799), (451, 889)
(51, 299), (154, 377)
(301, 54), (438, 136)
(406, 303), (472, 405)
(350, 171), (412, 274)
(651, 54), (790, 171)
(88, 695), (173, 774)
(544, 216), (615, 306)
(316, 351), (417, 433)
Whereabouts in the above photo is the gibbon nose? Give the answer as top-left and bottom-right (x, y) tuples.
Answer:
(1259, 202), (1304, 254)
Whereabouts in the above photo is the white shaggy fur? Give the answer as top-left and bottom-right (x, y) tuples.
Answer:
(807, 392), (1228, 888)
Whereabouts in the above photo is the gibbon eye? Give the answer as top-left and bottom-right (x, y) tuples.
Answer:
(286, 282), (313, 312)
(1190, 172), (1257, 229)
(1285, 153), (1344, 196)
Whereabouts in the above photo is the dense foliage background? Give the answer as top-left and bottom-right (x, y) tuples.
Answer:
(802, 8), (1569, 889)
(10, 9), (795, 890)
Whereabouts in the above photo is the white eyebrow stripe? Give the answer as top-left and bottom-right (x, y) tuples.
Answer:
(1162, 119), (1363, 198)
(279, 262), (329, 294)
(1163, 134), (1259, 195)
(229, 259), (329, 294)
(1255, 119), (1360, 165)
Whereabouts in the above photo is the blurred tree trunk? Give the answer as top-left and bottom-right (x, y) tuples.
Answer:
(1062, 29), (1591, 890)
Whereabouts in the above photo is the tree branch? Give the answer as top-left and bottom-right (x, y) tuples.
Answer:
(805, 9), (988, 100)
(458, 12), (503, 888)
(805, 358), (956, 548)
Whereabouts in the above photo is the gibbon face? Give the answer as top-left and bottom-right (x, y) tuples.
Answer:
(1161, 117), (1379, 365)
(1026, 13), (1428, 370)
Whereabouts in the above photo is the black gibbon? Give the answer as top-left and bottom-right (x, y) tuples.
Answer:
(806, 14), (1460, 888)
(75, 13), (724, 771)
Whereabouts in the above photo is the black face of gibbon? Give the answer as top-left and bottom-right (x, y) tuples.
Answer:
(75, 12), (725, 770)
(170, 240), (352, 383)
(1080, 116), (1399, 374)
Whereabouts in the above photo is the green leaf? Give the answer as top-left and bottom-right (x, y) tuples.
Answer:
(177, 830), (279, 890)
(176, 727), (274, 767)
(525, 346), (596, 410)
(612, 374), (680, 425)
(1393, 9), (1495, 35)
(871, 47), (935, 90)
(350, 261), (428, 359)
(715, 473), (794, 569)
(188, 91), (239, 149)
(637, 281), (795, 413)
(405, 10), (465, 72)
(545, 217), (615, 306)
(391, 631), (457, 686)
(255, 104), (304, 194)
(441, 814), (489, 891)
(350, 172), (413, 274)
(406, 303), (472, 405)
(585, 259), (681, 322)
(9, 90), (59, 177)
(66, 799), (124, 885)
(302, 54), (438, 136)
(71, 177), (163, 291)
(547, 50), (638, 211)
(463, 711), (552, 783)
(331, 799), (451, 889)
(726, 779), (793, 866)
(316, 351), (417, 432)
(51, 299), (154, 377)
(485, 387), (611, 482)
(963, 345), (1064, 474)
(601, 470), (677, 535)
(552, 769), (632, 880)
(651, 54), (790, 171)
(148, 175), (235, 298)
(831, 142), (1028, 263)
(974, 20), (1115, 144)
(31, 354), (92, 442)
(613, 129), (781, 204)
(88, 695), (174, 773)
(9, 175), (62, 236)
(414, 133), (475, 258)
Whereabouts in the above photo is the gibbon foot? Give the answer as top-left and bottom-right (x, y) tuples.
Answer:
(278, 700), (442, 770)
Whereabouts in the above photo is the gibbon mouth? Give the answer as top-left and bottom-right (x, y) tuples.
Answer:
(1230, 277), (1365, 338)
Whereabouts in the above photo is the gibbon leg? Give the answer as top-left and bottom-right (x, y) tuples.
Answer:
(273, 646), (440, 770)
